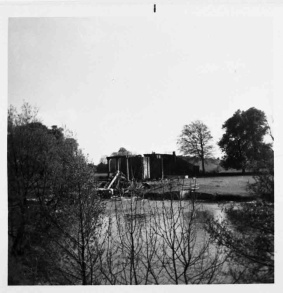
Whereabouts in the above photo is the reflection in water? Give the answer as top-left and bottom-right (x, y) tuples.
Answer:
(100, 199), (231, 284)
(124, 213), (147, 223)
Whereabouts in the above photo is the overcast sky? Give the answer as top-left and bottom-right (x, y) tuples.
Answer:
(8, 10), (273, 164)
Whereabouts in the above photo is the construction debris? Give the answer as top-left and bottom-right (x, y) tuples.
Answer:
(97, 171), (200, 201)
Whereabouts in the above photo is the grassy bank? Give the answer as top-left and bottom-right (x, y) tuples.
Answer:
(142, 176), (256, 202)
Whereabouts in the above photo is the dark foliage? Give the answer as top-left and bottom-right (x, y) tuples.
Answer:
(207, 153), (274, 283)
(218, 108), (272, 173)
(8, 103), (105, 285)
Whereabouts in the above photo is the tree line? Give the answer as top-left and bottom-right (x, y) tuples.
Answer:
(97, 107), (273, 175)
(8, 103), (105, 284)
(177, 107), (273, 174)
(177, 107), (274, 283)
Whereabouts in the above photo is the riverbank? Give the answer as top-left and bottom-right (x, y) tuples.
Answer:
(143, 191), (256, 202)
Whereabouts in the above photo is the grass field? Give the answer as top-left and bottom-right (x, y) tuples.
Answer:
(195, 176), (255, 196)
(144, 176), (256, 199)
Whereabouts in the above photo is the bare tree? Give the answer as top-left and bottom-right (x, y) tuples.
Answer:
(178, 120), (214, 174)
(98, 183), (228, 284)
(38, 152), (105, 285)
(151, 199), (227, 284)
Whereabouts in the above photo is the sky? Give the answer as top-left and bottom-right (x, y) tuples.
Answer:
(8, 9), (274, 164)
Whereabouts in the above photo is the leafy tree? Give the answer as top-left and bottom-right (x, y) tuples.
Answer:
(41, 151), (105, 285)
(177, 120), (213, 174)
(48, 125), (64, 140)
(8, 102), (105, 285)
(208, 110), (274, 282)
(218, 107), (272, 173)
(96, 162), (108, 173)
(207, 196), (274, 283)
(111, 147), (132, 157)
(95, 156), (108, 173)
(99, 155), (107, 165)
(8, 104), (54, 256)
(207, 144), (274, 283)
(8, 104), (64, 284)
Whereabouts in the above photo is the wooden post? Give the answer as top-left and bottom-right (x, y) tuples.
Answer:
(148, 157), (150, 179)
(117, 158), (120, 171)
(107, 158), (110, 178)
(161, 156), (164, 180)
(126, 156), (129, 180)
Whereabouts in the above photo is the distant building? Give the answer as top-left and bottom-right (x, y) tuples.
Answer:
(106, 152), (199, 180)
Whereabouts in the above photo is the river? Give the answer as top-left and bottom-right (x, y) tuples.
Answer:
(99, 198), (233, 284)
